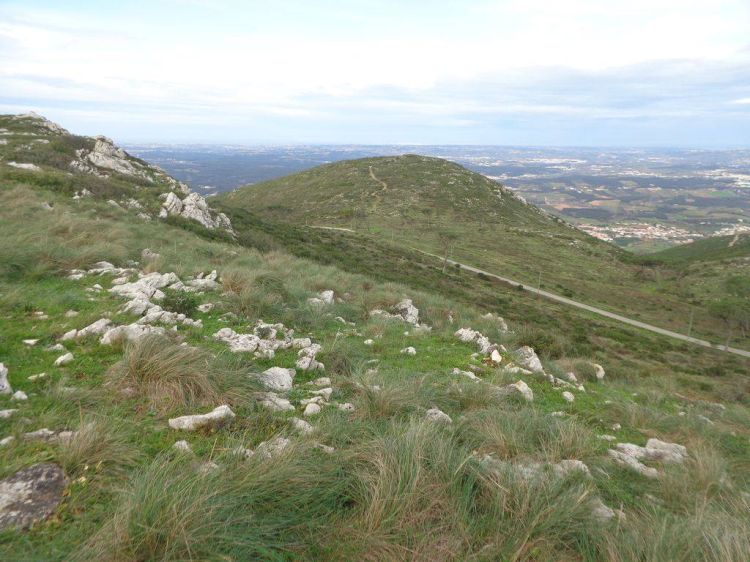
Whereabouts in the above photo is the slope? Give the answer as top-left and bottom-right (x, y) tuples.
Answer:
(220, 156), (748, 348)
(1, 116), (749, 560)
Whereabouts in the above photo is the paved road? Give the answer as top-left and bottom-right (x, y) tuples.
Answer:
(417, 250), (750, 359)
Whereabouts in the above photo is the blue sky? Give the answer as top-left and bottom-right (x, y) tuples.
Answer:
(1, 0), (749, 146)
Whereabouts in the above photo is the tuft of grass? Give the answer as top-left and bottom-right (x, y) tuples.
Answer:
(56, 415), (141, 477)
(105, 335), (220, 414)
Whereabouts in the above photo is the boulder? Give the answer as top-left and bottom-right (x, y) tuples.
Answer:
(168, 405), (235, 431)
(0, 463), (68, 531)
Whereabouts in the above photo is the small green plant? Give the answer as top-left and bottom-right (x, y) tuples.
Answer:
(161, 288), (199, 316)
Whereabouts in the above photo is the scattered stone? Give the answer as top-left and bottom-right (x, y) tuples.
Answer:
(363, 339), (374, 346)
(308, 377), (331, 387)
(315, 443), (335, 454)
(197, 303), (214, 313)
(394, 298), (419, 325)
(255, 392), (295, 412)
(337, 402), (355, 412)
(173, 440), (193, 454)
(53, 353), (74, 367)
(489, 349), (503, 365)
(0, 409), (18, 419)
(608, 449), (659, 479)
(400, 346), (417, 356)
(11, 391), (28, 401)
(498, 380), (534, 402)
(303, 403), (322, 417)
(452, 367), (480, 382)
(22, 339), (39, 347)
(141, 248), (161, 262)
(515, 346), (544, 372)
(259, 367), (295, 392)
(454, 328), (494, 355)
(0, 436), (15, 447)
(562, 391), (575, 403)
(425, 408), (452, 424)
(0, 364), (11, 395)
(0, 463), (67, 531)
(168, 405), (235, 431)
(290, 417), (314, 434)
(312, 387), (333, 400)
(598, 434), (617, 442)
(255, 436), (290, 459)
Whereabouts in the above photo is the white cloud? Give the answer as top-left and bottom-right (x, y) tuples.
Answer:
(0, 0), (748, 143)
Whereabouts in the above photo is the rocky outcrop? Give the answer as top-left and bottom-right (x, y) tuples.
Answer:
(159, 192), (233, 232)
(0, 463), (68, 531)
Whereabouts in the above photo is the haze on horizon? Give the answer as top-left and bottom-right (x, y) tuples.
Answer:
(1, 0), (749, 147)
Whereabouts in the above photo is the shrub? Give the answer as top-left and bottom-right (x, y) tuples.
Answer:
(161, 288), (199, 316)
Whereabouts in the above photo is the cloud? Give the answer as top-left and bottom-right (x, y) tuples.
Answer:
(0, 1), (749, 144)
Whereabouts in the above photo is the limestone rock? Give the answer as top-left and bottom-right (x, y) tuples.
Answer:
(255, 392), (295, 412)
(0, 364), (11, 395)
(303, 403), (322, 417)
(608, 449), (659, 479)
(425, 408), (452, 424)
(0, 463), (67, 531)
(168, 405), (235, 431)
(400, 346), (417, 356)
(290, 417), (314, 434)
(259, 367), (295, 392)
(53, 353), (74, 367)
(515, 346), (543, 372)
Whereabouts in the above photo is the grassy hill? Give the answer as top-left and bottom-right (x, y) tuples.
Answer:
(221, 156), (749, 349)
(648, 232), (750, 264)
(1, 116), (750, 560)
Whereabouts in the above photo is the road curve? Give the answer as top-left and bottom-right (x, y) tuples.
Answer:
(417, 250), (750, 359)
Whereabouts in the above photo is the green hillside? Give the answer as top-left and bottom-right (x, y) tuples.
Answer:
(648, 232), (750, 264)
(221, 156), (748, 348)
(1, 115), (749, 560)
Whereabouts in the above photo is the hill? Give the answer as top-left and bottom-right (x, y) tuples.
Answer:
(221, 156), (749, 349)
(648, 232), (750, 264)
(1, 115), (749, 560)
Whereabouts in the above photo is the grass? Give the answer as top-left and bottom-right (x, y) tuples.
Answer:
(0, 117), (749, 560)
(218, 155), (750, 349)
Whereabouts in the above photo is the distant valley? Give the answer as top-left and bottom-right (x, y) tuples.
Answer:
(128, 144), (750, 252)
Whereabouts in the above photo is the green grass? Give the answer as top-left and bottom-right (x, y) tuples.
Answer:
(1, 118), (749, 560)
(219, 156), (750, 349)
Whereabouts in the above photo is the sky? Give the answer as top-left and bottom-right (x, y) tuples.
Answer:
(1, 0), (749, 146)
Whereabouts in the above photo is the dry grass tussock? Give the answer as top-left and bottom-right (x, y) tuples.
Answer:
(106, 335), (221, 414)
